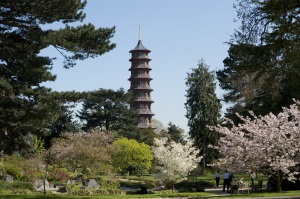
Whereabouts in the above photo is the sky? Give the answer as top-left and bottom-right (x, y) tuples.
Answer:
(43, 0), (240, 133)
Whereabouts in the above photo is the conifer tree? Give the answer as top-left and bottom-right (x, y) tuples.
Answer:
(185, 59), (222, 174)
(0, 0), (115, 155)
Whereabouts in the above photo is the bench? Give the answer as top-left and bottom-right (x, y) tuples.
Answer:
(252, 180), (263, 191)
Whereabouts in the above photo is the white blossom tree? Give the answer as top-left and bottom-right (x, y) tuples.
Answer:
(209, 100), (300, 192)
(152, 138), (202, 192)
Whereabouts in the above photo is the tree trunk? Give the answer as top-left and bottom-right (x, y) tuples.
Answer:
(276, 170), (282, 192)
(0, 131), (4, 158)
(201, 137), (207, 175)
(172, 183), (174, 193)
(44, 164), (48, 199)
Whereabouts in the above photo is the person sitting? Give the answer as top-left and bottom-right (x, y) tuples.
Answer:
(231, 177), (239, 194)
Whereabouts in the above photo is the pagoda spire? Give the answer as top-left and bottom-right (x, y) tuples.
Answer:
(128, 29), (154, 129)
(139, 25), (142, 40)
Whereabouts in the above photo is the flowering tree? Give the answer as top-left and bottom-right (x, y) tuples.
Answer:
(49, 129), (112, 175)
(209, 100), (300, 192)
(152, 138), (202, 192)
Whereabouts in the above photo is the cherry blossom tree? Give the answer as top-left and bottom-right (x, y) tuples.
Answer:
(209, 100), (300, 192)
(49, 129), (112, 175)
(152, 138), (202, 192)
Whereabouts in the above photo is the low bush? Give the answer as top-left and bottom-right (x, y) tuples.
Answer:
(5, 181), (35, 191)
(69, 189), (92, 196)
(93, 188), (125, 195)
(174, 180), (212, 192)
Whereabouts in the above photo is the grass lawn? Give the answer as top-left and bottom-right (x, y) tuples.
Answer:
(1, 190), (300, 199)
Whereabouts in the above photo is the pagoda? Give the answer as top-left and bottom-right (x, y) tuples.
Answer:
(128, 31), (154, 128)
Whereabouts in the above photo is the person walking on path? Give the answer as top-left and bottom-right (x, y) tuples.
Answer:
(215, 171), (220, 188)
(223, 170), (230, 192)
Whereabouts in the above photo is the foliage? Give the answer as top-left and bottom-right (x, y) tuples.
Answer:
(217, 0), (300, 119)
(209, 100), (300, 192)
(1, 153), (46, 182)
(185, 59), (222, 173)
(167, 122), (185, 143)
(44, 107), (80, 149)
(0, 0), (115, 155)
(109, 138), (153, 175)
(0, 180), (34, 194)
(152, 137), (202, 192)
(49, 129), (112, 175)
(78, 88), (139, 134)
(152, 118), (167, 134)
(130, 128), (157, 146)
(174, 180), (210, 192)
(47, 166), (72, 182)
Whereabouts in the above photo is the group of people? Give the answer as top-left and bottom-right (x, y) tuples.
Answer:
(215, 170), (241, 193)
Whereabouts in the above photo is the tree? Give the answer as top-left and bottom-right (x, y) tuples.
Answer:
(0, 0), (115, 155)
(77, 88), (139, 134)
(44, 106), (80, 148)
(151, 118), (167, 135)
(132, 128), (157, 146)
(217, 0), (300, 119)
(209, 100), (300, 192)
(185, 59), (222, 174)
(109, 138), (153, 175)
(49, 129), (112, 175)
(167, 122), (185, 143)
(152, 137), (202, 192)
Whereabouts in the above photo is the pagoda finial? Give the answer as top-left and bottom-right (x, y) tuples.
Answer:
(139, 25), (142, 40)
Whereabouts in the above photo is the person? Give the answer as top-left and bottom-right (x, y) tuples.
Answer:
(231, 177), (239, 194)
(215, 171), (220, 188)
(223, 170), (230, 192)
(250, 173), (255, 187)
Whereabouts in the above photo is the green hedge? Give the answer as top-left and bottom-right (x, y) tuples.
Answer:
(174, 180), (214, 192)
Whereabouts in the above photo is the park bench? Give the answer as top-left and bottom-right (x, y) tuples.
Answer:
(236, 182), (250, 194)
(252, 180), (263, 191)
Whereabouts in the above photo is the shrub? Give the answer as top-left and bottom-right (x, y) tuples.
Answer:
(11, 189), (32, 194)
(69, 189), (92, 196)
(93, 188), (125, 195)
(48, 167), (71, 182)
(174, 180), (210, 192)
(99, 179), (120, 189)
(5, 181), (35, 191)
(4, 164), (23, 180)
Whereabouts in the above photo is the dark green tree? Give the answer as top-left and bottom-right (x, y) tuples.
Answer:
(217, 0), (300, 119)
(167, 122), (185, 144)
(44, 106), (80, 148)
(185, 59), (222, 175)
(0, 0), (115, 155)
(77, 88), (139, 134)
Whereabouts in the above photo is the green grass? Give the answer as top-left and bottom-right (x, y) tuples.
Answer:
(1, 190), (300, 199)
(201, 190), (300, 199)
(0, 191), (215, 199)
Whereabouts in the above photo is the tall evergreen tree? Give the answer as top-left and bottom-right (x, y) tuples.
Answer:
(77, 88), (139, 135)
(0, 0), (115, 155)
(185, 60), (222, 174)
(217, 0), (300, 119)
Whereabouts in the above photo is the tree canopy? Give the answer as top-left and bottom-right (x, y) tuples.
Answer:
(49, 130), (112, 175)
(217, 0), (300, 118)
(152, 137), (201, 192)
(77, 88), (139, 134)
(0, 0), (115, 155)
(185, 60), (222, 174)
(109, 138), (153, 175)
(209, 100), (300, 192)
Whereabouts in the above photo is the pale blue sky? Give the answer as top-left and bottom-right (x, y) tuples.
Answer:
(44, 0), (240, 133)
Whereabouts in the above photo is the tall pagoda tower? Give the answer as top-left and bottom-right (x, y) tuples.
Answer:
(128, 32), (154, 128)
